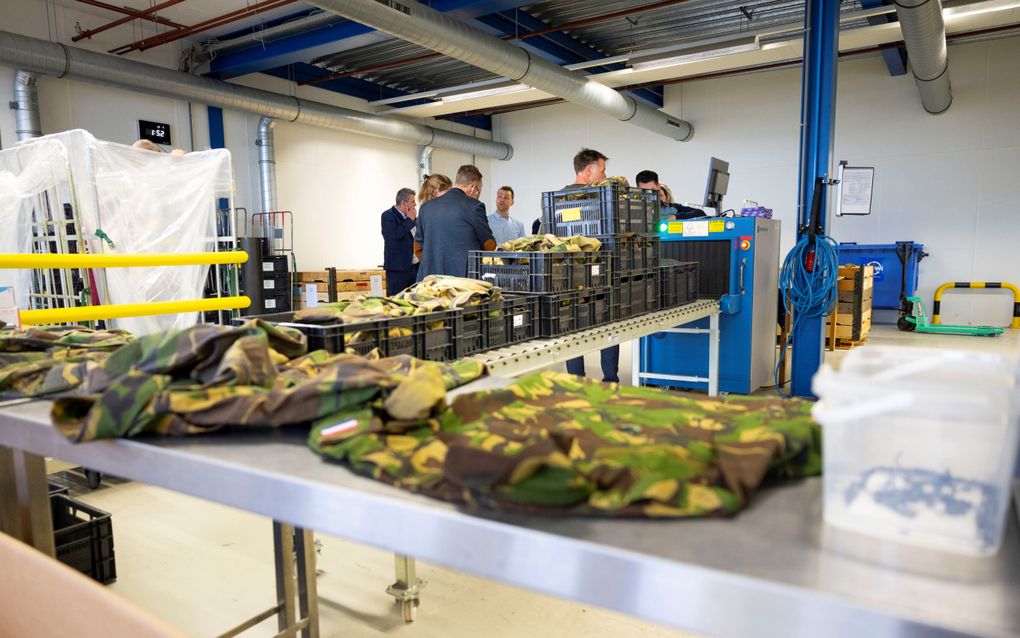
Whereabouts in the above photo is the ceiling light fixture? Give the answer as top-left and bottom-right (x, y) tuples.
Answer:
(630, 35), (761, 72)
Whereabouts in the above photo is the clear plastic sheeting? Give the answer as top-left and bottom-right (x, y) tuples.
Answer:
(0, 139), (74, 311)
(8, 130), (233, 335)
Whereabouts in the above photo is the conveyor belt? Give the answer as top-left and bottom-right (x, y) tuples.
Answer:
(469, 299), (719, 378)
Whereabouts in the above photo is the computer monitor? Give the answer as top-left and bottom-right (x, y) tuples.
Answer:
(704, 157), (730, 212)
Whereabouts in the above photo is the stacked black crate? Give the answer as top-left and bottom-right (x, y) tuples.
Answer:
(239, 253), (292, 314)
(541, 184), (659, 324)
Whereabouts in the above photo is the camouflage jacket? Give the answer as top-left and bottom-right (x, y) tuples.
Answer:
(311, 371), (821, 518)
(496, 234), (603, 253)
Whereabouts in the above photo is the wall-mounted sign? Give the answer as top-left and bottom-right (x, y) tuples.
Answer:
(138, 120), (172, 146)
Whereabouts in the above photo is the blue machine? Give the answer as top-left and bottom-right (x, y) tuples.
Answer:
(639, 217), (781, 394)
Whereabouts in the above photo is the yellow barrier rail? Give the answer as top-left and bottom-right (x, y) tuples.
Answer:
(19, 296), (251, 326)
(0, 251), (248, 269)
(932, 281), (1020, 328)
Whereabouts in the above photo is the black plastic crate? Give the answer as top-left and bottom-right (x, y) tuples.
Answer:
(596, 235), (660, 276)
(453, 301), (502, 358)
(575, 287), (612, 331)
(260, 254), (290, 274)
(503, 295), (539, 344)
(486, 304), (509, 349)
(416, 309), (458, 361)
(659, 262), (700, 309)
(259, 272), (291, 295)
(468, 251), (579, 293)
(48, 482), (69, 497)
(542, 184), (658, 236)
(52, 493), (116, 584)
(229, 311), (409, 356)
(536, 291), (579, 337)
(584, 252), (612, 289)
(613, 270), (658, 320)
(261, 291), (292, 313)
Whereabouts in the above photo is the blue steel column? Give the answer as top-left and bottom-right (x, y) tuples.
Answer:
(790, 0), (839, 398)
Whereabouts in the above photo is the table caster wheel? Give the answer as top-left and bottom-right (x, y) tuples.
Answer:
(85, 469), (101, 489)
(401, 599), (418, 623)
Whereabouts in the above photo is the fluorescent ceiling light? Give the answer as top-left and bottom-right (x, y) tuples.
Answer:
(630, 35), (760, 72)
(441, 84), (531, 103)
(944, 0), (1020, 19)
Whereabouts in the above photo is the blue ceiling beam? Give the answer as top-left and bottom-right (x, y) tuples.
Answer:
(859, 0), (907, 76)
(475, 10), (664, 108)
(263, 63), (491, 131)
(208, 0), (536, 79)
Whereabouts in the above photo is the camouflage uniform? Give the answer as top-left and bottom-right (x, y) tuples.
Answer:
(392, 275), (501, 312)
(46, 320), (485, 442)
(0, 325), (134, 398)
(310, 371), (821, 518)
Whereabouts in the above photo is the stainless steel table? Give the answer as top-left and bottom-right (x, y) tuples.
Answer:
(2, 391), (1018, 638)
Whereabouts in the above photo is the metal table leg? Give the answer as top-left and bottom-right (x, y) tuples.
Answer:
(0, 445), (54, 556)
(387, 554), (426, 622)
(273, 521), (299, 635)
(295, 528), (319, 638)
(708, 310), (720, 397)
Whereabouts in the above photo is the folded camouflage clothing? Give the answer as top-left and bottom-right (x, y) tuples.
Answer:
(310, 371), (821, 518)
(497, 234), (603, 253)
(0, 325), (135, 398)
(293, 296), (417, 324)
(393, 275), (502, 313)
(47, 319), (484, 442)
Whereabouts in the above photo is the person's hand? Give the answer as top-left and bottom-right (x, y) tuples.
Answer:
(407, 208), (417, 221)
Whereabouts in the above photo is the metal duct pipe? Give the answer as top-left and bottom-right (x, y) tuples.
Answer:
(0, 30), (513, 159)
(895, 0), (952, 114)
(13, 70), (41, 140)
(417, 145), (433, 185)
(195, 11), (338, 63)
(257, 117), (278, 213)
(303, 0), (694, 142)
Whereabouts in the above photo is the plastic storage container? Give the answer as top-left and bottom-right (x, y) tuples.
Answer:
(52, 493), (116, 584)
(468, 252), (577, 293)
(503, 294), (539, 344)
(812, 346), (1020, 556)
(596, 235), (660, 276)
(542, 184), (658, 236)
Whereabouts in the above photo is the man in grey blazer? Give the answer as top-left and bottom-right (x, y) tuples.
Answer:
(415, 165), (496, 280)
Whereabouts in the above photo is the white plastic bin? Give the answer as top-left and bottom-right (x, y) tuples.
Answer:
(812, 346), (1020, 556)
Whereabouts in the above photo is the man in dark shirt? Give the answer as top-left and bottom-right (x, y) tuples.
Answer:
(635, 169), (705, 220)
(381, 187), (418, 295)
(563, 148), (620, 383)
(415, 164), (496, 280)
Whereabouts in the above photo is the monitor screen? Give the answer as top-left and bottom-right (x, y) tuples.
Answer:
(704, 157), (730, 211)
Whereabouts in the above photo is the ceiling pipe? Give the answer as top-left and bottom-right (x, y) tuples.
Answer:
(12, 70), (42, 141)
(195, 11), (339, 63)
(257, 117), (278, 214)
(895, 0), (952, 114)
(72, 0), (187, 42)
(0, 30), (513, 159)
(417, 145), (433, 185)
(303, 0), (693, 141)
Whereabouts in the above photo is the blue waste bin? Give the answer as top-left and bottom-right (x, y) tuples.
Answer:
(837, 241), (927, 309)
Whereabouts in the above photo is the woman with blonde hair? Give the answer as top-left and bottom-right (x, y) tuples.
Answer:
(418, 173), (452, 204)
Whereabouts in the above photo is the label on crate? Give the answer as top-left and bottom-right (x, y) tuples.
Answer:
(559, 207), (582, 222)
(683, 221), (709, 237)
(263, 279), (276, 289)
(262, 261), (275, 271)
(265, 298), (277, 310)
(305, 284), (319, 308)
(667, 221), (683, 234)
(591, 265), (601, 276)
(369, 274), (384, 297)
(709, 220), (725, 233)
(513, 314), (525, 327)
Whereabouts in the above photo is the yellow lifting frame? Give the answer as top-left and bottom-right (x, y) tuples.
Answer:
(932, 281), (1020, 328)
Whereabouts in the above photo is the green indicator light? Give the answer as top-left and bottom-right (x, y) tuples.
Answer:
(659, 222), (668, 232)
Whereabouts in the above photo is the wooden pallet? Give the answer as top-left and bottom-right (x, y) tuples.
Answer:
(827, 335), (869, 350)
(826, 264), (874, 347)
(297, 269), (385, 283)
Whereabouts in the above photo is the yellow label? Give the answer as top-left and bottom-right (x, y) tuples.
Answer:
(560, 207), (582, 222)
(709, 220), (725, 233)
(667, 222), (683, 234)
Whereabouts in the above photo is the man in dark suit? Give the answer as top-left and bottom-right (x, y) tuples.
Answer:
(415, 165), (496, 280)
(381, 188), (418, 295)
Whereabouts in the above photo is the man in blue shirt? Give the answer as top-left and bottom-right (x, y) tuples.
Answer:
(487, 186), (527, 246)
(381, 188), (418, 295)
(415, 165), (496, 280)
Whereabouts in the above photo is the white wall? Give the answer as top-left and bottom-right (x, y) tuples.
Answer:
(0, 0), (496, 273)
(491, 36), (1020, 326)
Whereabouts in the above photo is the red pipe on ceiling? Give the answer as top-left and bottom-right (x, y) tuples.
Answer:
(300, 0), (694, 86)
(72, 0), (188, 42)
(109, 0), (297, 55)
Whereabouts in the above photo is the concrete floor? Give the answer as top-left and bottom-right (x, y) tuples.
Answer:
(59, 323), (1020, 637)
